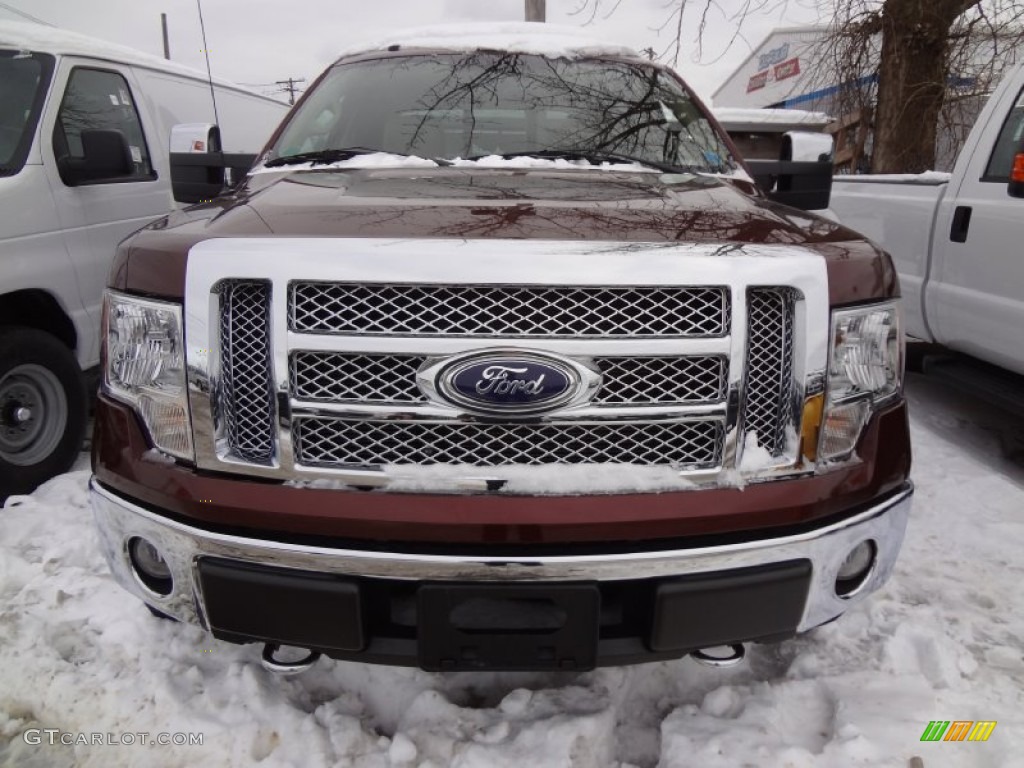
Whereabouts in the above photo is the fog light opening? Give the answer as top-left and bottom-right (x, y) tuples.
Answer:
(128, 536), (174, 596)
(835, 539), (877, 598)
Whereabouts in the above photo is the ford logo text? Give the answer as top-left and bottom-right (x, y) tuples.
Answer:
(426, 351), (598, 416)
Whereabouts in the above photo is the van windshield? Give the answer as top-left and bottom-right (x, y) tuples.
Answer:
(268, 52), (737, 174)
(0, 51), (54, 176)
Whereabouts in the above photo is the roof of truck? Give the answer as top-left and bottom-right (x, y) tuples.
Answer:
(335, 22), (642, 62)
(0, 20), (284, 103)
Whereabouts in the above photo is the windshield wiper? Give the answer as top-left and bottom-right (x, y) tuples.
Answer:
(263, 147), (384, 168)
(464, 149), (691, 174)
(263, 147), (451, 168)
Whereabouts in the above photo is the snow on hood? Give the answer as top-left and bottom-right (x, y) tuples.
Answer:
(449, 155), (652, 172)
(251, 152), (661, 175)
(335, 21), (640, 61)
(250, 153), (441, 174)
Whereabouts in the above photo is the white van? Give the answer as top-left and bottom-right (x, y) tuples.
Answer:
(0, 21), (288, 497)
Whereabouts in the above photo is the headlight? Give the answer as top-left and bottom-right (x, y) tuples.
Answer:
(818, 303), (902, 461)
(103, 291), (193, 460)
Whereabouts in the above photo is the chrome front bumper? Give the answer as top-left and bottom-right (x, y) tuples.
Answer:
(90, 479), (912, 637)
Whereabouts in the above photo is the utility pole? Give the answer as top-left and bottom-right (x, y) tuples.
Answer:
(275, 77), (306, 105)
(160, 13), (170, 59)
(525, 0), (545, 22)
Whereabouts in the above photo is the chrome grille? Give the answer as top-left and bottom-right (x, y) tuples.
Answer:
(292, 419), (724, 469)
(743, 288), (795, 456)
(592, 356), (726, 404)
(289, 352), (727, 405)
(219, 281), (274, 463)
(291, 353), (428, 403)
(289, 283), (730, 337)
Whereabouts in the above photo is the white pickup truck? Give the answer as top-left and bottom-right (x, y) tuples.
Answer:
(830, 62), (1024, 379)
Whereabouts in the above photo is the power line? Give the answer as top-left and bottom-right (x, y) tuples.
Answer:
(275, 77), (306, 105)
(0, 1), (54, 25)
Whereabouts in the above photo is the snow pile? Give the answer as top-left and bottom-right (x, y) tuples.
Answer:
(335, 22), (639, 62)
(737, 431), (777, 472)
(2, 374), (1024, 766)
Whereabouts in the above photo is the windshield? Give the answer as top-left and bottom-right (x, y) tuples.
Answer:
(268, 53), (738, 174)
(0, 51), (54, 176)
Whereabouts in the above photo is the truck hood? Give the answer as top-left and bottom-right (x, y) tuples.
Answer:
(227, 167), (859, 243)
(114, 167), (896, 305)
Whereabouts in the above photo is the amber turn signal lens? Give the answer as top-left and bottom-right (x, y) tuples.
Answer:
(800, 392), (825, 463)
(1013, 153), (1024, 183)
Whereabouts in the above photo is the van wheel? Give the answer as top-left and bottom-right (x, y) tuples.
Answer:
(0, 328), (87, 500)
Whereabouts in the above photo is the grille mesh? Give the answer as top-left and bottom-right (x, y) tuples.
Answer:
(291, 353), (428, 403)
(743, 288), (795, 456)
(293, 419), (724, 469)
(290, 283), (729, 337)
(289, 352), (727, 406)
(592, 356), (726, 404)
(219, 281), (274, 463)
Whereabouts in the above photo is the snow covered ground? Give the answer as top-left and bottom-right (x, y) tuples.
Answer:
(1, 372), (1022, 767)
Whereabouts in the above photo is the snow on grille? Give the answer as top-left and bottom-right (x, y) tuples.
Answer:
(219, 281), (275, 463)
(743, 288), (795, 456)
(289, 352), (728, 405)
(289, 283), (730, 337)
(292, 419), (724, 469)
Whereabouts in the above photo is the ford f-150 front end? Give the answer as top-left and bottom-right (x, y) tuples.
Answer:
(89, 25), (912, 672)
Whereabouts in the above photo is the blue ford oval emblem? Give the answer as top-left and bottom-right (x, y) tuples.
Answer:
(436, 353), (583, 415)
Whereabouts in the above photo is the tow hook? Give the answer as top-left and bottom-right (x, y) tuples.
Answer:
(260, 643), (321, 675)
(690, 643), (746, 668)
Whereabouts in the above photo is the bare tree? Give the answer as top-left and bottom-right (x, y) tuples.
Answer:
(576, 0), (1024, 172)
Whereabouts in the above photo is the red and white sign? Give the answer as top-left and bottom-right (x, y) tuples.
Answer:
(773, 57), (801, 81)
(746, 71), (768, 92)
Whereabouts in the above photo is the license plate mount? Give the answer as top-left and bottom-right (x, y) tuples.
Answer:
(417, 583), (600, 672)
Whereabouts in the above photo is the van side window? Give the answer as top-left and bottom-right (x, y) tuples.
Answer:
(982, 87), (1024, 182)
(53, 67), (154, 184)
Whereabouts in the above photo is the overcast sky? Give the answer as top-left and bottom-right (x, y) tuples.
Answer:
(1, 0), (825, 103)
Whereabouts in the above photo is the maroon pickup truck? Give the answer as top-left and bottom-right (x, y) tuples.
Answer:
(90, 25), (912, 672)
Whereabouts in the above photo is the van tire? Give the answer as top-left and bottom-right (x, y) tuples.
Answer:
(0, 328), (88, 500)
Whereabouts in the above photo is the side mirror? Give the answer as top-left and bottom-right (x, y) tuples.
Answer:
(170, 123), (220, 154)
(1008, 148), (1024, 199)
(744, 129), (834, 211)
(781, 131), (834, 163)
(746, 159), (833, 211)
(58, 129), (133, 186)
(168, 123), (255, 204)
